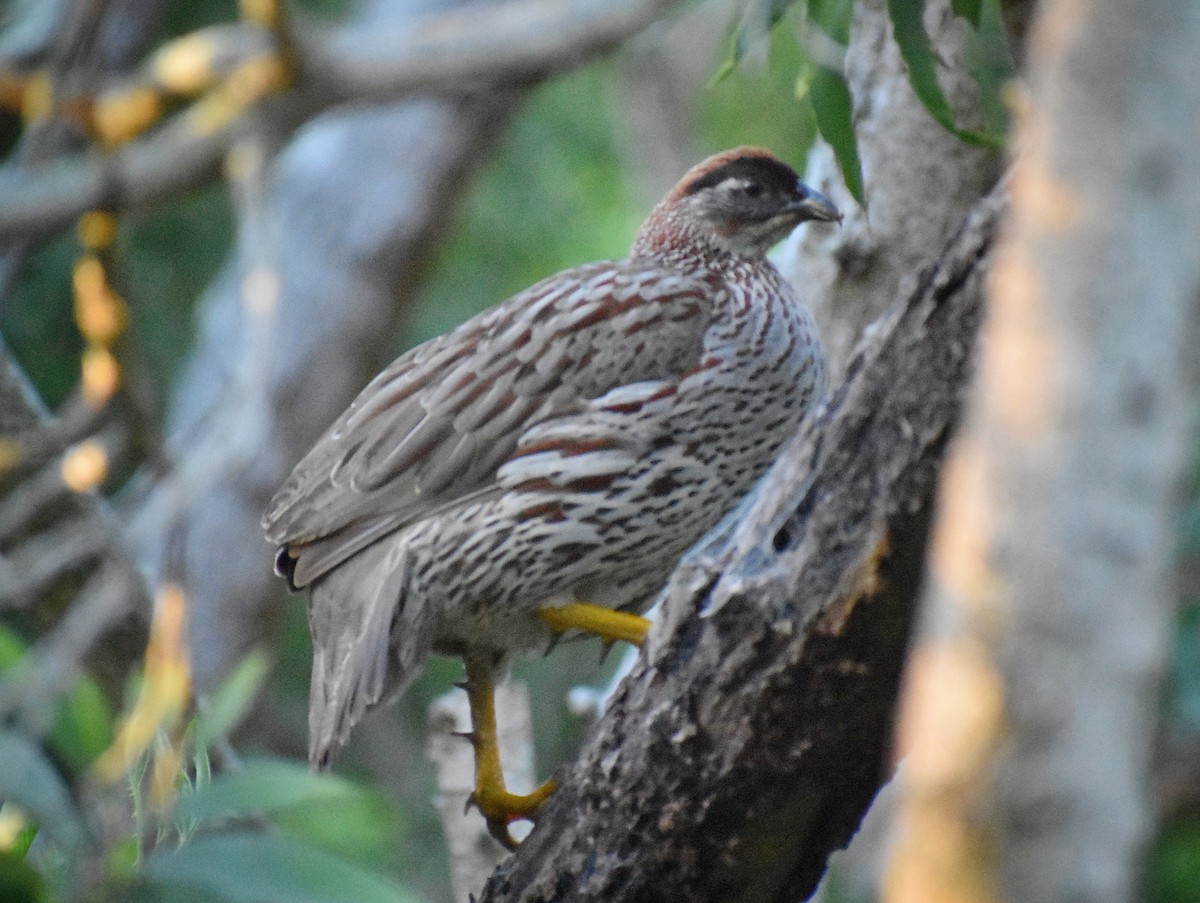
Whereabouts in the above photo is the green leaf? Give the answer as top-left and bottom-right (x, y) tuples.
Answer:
(807, 67), (864, 203)
(174, 759), (371, 824)
(808, 0), (853, 43)
(138, 832), (420, 903)
(271, 789), (398, 870)
(0, 732), (84, 857)
(886, 0), (1003, 147)
(48, 675), (113, 773)
(0, 626), (113, 773)
(107, 837), (139, 884)
(1148, 818), (1200, 903)
(0, 626), (26, 668)
(172, 759), (399, 866)
(193, 650), (270, 751)
(951, 0), (982, 26)
(0, 849), (48, 903)
(715, 0), (804, 83)
(963, 0), (1014, 138)
(7, 819), (38, 859)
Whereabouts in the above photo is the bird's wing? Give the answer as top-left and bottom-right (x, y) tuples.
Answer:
(262, 260), (716, 586)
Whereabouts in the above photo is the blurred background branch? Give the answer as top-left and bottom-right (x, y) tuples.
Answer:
(0, 0), (678, 239)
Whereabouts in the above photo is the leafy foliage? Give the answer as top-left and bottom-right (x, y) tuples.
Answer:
(0, 618), (409, 902)
(1149, 818), (1200, 903)
(717, 0), (864, 203)
(805, 67), (862, 201)
(886, 0), (1006, 146)
(950, 0), (982, 26)
(134, 832), (419, 903)
(718, 0), (1013, 202)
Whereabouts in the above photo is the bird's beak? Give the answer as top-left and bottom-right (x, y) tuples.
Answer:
(789, 183), (841, 224)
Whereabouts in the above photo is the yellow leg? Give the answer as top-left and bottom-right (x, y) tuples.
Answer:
(463, 656), (556, 849)
(538, 601), (650, 646)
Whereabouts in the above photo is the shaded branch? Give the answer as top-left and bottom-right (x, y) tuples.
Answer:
(0, 338), (150, 721)
(0, 0), (679, 239)
(480, 184), (1007, 902)
(295, 0), (678, 98)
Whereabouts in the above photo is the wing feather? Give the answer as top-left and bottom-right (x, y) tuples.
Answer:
(263, 260), (715, 586)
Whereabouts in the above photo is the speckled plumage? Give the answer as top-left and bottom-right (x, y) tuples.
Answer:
(262, 148), (838, 767)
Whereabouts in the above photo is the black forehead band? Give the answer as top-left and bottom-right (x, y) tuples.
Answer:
(683, 157), (801, 196)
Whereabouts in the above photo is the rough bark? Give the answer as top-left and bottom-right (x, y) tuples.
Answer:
(887, 1), (1200, 901)
(477, 183), (1006, 903)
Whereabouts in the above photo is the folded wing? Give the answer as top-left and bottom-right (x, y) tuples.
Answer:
(262, 260), (717, 587)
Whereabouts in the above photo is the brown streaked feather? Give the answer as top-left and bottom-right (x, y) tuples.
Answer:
(262, 260), (714, 586)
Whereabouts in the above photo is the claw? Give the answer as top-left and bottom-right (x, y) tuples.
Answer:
(486, 817), (520, 852)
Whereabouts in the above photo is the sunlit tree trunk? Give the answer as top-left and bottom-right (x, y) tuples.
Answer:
(887, 1), (1200, 900)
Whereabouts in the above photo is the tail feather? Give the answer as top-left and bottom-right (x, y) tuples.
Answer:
(305, 539), (427, 769)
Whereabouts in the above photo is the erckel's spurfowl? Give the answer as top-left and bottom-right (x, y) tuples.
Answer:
(263, 147), (839, 847)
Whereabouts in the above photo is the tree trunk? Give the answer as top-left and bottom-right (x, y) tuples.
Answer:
(887, 1), (1200, 901)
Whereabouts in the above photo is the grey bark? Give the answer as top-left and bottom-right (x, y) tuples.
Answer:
(890, 0), (1200, 900)
(478, 184), (1006, 903)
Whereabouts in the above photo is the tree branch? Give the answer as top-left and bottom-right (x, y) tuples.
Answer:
(296, 0), (679, 98)
(0, 338), (150, 721)
(0, 0), (680, 239)
(480, 184), (1007, 903)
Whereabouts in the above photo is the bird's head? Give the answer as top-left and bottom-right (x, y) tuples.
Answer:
(636, 148), (841, 259)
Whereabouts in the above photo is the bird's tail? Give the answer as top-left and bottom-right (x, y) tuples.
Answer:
(305, 538), (427, 770)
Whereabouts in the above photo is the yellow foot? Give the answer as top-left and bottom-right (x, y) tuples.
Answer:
(462, 656), (557, 849)
(469, 778), (557, 850)
(537, 601), (650, 646)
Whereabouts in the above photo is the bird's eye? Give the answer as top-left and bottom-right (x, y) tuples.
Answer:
(743, 183), (764, 198)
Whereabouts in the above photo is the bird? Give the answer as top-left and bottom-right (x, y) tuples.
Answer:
(262, 147), (839, 846)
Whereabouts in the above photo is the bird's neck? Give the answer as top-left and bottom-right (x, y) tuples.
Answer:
(629, 203), (749, 272)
